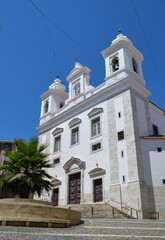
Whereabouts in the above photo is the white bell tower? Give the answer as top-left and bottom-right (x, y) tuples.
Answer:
(101, 33), (145, 86)
(40, 77), (68, 124)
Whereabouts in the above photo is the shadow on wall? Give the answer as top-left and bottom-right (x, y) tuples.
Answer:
(145, 146), (157, 219)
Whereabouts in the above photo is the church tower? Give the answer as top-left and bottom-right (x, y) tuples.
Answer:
(101, 34), (151, 218)
(40, 77), (68, 125)
(101, 33), (145, 87)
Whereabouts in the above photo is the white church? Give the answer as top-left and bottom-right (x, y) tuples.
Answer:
(37, 34), (165, 219)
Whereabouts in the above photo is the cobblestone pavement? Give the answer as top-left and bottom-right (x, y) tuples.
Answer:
(0, 218), (165, 240)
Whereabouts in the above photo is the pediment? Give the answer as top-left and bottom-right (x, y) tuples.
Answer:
(52, 128), (63, 136)
(63, 157), (85, 173)
(88, 167), (106, 178)
(66, 65), (83, 82)
(68, 118), (82, 127)
(88, 108), (103, 118)
(51, 178), (61, 186)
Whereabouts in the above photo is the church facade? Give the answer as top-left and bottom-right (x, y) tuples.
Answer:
(37, 34), (165, 219)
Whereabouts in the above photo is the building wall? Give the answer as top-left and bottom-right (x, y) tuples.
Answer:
(149, 105), (165, 135)
(141, 139), (165, 218)
(39, 100), (111, 205)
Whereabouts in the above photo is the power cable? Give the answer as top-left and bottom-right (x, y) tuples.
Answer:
(131, 0), (165, 93)
(44, 16), (60, 77)
(0, 117), (30, 135)
(0, 85), (48, 99)
(0, 6), (32, 28)
(28, 0), (103, 66)
(0, 27), (54, 77)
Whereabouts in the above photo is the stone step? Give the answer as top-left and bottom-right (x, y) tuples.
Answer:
(61, 204), (129, 218)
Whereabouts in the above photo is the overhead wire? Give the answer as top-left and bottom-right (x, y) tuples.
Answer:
(44, 16), (61, 77)
(28, 0), (103, 66)
(0, 6), (32, 28)
(0, 117), (30, 135)
(0, 27), (54, 77)
(0, 85), (48, 99)
(131, 0), (165, 94)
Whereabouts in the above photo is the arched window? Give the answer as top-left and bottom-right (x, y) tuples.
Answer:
(74, 82), (80, 97)
(60, 102), (64, 108)
(44, 100), (49, 114)
(132, 58), (138, 73)
(112, 57), (119, 72)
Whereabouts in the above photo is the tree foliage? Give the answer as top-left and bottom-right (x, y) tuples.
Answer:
(0, 137), (53, 198)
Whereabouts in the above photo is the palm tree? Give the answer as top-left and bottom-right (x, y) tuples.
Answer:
(0, 137), (53, 198)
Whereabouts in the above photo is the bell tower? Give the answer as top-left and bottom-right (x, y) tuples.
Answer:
(40, 77), (68, 125)
(101, 33), (145, 86)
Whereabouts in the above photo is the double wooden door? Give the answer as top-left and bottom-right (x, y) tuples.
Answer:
(94, 178), (103, 202)
(69, 172), (81, 204)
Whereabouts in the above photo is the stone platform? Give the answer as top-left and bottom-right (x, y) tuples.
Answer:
(0, 199), (81, 228)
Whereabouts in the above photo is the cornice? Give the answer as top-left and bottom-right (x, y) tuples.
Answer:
(37, 76), (150, 134)
(105, 67), (146, 85)
(101, 40), (143, 61)
(40, 88), (68, 100)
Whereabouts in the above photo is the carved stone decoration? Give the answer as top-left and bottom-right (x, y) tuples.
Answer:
(68, 118), (82, 128)
(52, 128), (63, 136)
(88, 167), (106, 178)
(63, 157), (85, 173)
(88, 108), (103, 118)
(51, 178), (62, 187)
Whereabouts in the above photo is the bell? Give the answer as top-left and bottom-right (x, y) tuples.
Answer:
(114, 64), (119, 70)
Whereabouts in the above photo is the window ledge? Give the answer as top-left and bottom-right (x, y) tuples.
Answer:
(53, 150), (61, 154)
(70, 142), (80, 148)
(90, 133), (102, 140)
(90, 148), (103, 154)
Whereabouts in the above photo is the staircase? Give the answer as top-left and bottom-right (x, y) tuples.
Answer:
(61, 203), (130, 218)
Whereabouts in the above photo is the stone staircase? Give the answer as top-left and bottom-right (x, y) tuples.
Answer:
(62, 203), (130, 218)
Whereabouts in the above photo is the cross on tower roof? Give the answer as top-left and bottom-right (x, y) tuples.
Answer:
(76, 56), (79, 62)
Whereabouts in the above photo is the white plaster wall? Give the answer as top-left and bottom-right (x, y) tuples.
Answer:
(149, 106), (165, 134)
(117, 140), (128, 185)
(136, 97), (148, 136)
(114, 96), (125, 131)
(48, 100), (110, 205)
(141, 139), (165, 186)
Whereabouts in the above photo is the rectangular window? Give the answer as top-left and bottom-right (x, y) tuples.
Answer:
(92, 142), (101, 152)
(123, 175), (126, 183)
(53, 158), (60, 165)
(54, 136), (61, 152)
(118, 112), (121, 118)
(153, 124), (159, 136)
(71, 127), (79, 145)
(121, 151), (124, 157)
(162, 179), (165, 185)
(91, 117), (100, 137)
(157, 147), (162, 152)
(118, 131), (124, 141)
(4, 143), (11, 150)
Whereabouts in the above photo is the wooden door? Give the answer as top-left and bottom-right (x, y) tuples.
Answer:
(69, 172), (81, 204)
(52, 188), (59, 206)
(94, 178), (103, 202)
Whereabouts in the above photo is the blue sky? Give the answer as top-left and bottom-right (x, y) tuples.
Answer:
(0, 0), (165, 140)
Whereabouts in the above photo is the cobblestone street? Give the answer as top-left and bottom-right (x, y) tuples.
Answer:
(0, 218), (165, 240)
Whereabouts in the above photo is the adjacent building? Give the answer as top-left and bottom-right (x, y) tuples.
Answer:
(37, 34), (165, 218)
(0, 140), (15, 198)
